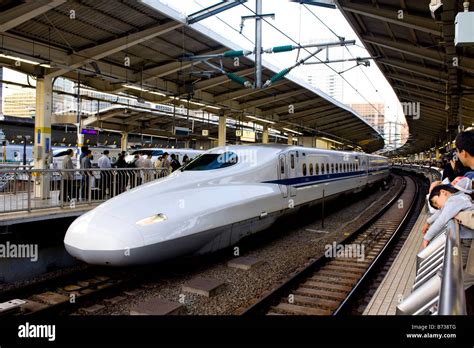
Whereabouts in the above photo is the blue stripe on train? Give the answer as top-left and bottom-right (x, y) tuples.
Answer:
(262, 167), (390, 187)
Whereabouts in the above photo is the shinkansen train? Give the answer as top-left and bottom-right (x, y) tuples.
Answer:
(64, 145), (390, 266)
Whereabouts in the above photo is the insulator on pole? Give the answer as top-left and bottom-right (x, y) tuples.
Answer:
(227, 73), (252, 88)
(264, 45), (294, 54)
(263, 68), (290, 88)
(223, 50), (252, 58)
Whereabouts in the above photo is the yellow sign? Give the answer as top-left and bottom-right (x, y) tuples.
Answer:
(241, 130), (255, 142)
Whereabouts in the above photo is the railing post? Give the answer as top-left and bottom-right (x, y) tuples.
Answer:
(27, 170), (31, 212)
(88, 170), (92, 205)
(60, 173), (64, 209)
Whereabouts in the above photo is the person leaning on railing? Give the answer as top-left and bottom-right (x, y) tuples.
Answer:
(424, 176), (473, 248)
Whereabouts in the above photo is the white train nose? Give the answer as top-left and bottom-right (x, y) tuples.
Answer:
(64, 210), (145, 265)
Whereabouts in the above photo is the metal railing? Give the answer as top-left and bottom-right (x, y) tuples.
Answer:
(438, 220), (467, 314)
(0, 167), (168, 214)
(397, 219), (469, 315)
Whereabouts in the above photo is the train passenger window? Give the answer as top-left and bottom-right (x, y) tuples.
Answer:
(321, 164), (325, 174)
(280, 158), (285, 174)
(309, 163), (314, 175)
(339, 163), (342, 172)
(316, 163), (319, 175)
(331, 163), (334, 173)
(291, 154), (295, 169)
(326, 163), (329, 174)
(302, 163), (307, 176)
(183, 152), (238, 171)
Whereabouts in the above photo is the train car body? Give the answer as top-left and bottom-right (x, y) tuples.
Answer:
(64, 145), (390, 266)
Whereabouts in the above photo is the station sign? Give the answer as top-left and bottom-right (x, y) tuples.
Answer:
(240, 130), (256, 142)
(81, 129), (98, 135)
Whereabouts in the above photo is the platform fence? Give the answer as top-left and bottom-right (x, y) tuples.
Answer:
(0, 167), (168, 214)
(396, 219), (473, 315)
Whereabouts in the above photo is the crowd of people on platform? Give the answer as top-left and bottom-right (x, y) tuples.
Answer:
(421, 130), (474, 249)
(59, 146), (192, 203)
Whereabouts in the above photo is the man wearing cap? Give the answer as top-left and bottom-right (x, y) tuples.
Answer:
(423, 176), (473, 248)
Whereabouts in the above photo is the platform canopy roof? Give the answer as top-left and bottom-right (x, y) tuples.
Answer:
(0, 0), (384, 152)
(337, 0), (474, 156)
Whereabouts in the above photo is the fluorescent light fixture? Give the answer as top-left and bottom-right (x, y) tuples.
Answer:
(149, 91), (167, 97)
(283, 127), (303, 135)
(122, 84), (148, 92)
(203, 105), (220, 110)
(247, 115), (276, 124)
(39, 63), (51, 68)
(268, 128), (281, 134)
(0, 53), (42, 66)
(321, 136), (344, 145)
(175, 98), (220, 110)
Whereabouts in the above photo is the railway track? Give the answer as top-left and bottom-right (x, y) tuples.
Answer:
(0, 266), (145, 317)
(0, 174), (415, 317)
(242, 174), (419, 316)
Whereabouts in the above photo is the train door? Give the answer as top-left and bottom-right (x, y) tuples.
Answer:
(288, 150), (297, 197)
(278, 154), (288, 198)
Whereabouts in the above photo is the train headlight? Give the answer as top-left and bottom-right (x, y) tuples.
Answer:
(136, 213), (168, 226)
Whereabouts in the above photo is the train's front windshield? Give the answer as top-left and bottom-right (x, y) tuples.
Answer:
(182, 152), (238, 171)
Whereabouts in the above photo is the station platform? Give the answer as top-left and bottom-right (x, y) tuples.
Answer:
(0, 205), (96, 227)
(363, 208), (427, 315)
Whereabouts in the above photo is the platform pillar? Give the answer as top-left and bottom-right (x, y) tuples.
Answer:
(287, 134), (293, 145)
(262, 125), (269, 144)
(218, 115), (226, 147)
(34, 76), (52, 199)
(121, 131), (128, 152)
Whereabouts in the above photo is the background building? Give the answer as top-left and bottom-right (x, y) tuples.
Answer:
(349, 103), (385, 135)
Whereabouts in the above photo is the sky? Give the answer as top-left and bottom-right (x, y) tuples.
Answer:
(159, 0), (408, 140)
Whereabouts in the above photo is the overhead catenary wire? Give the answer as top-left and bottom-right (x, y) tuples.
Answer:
(239, 1), (381, 112)
(303, 4), (388, 106)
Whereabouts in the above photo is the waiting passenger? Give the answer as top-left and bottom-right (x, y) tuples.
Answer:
(61, 149), (75, 202)
(143, 154), (153, 168)
(182, 154), (190, 166)
(143, 154), (153, 182)
(154, 155), (163, 169)
(161, 153), (171, 175)
(98, 150), (112, 198)
(170, 153), (181, 172)
(424, 176), (473, 248)
(80, 150), (93, 200)
(79, 145), (89, 166)
(113, 153), (127, 194)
